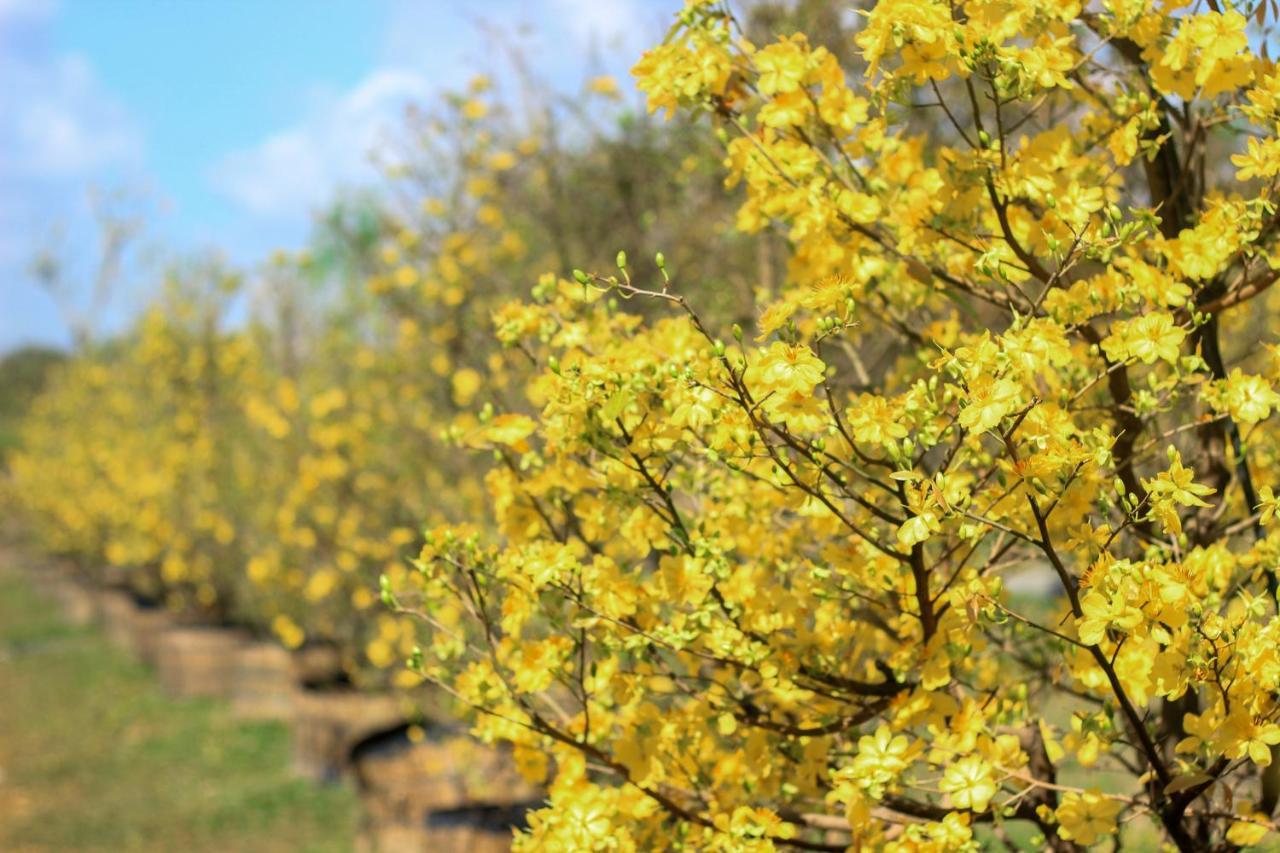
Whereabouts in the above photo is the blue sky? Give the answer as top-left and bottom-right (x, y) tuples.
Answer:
(0, 0), (681, 353)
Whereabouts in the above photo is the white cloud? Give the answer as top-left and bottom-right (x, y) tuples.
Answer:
(550, 0), (641, 46)
(207, 0), (675, 230)
(2, 54), (142, 178)
(208, 68), (434, 219)
(0, 0), (55, 27)
(0, 0), (140, 180)
(0, 0), (146, 351)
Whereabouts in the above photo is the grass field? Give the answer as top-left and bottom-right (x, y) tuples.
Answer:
(0, 558), (358, 852)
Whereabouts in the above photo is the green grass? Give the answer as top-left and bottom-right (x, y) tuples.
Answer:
(0, 562), (358, 853)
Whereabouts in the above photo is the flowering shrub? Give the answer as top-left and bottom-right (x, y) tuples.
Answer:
(9, 68), (755, 686)
(400, 1), (1280, 849)
(15, 271), (257, 614)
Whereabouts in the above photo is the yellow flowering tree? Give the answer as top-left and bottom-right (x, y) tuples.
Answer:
(248, 71), (764, 681)
(9, 62), (765, 688)
(14, 264), (257, 615)
(403, 1), (1280, 849)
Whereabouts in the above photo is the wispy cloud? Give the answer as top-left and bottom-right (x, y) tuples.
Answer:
(2, 54), (142, 179)
(0, 0), (146, 349)
(550, 0), (642, 47)
(207, 68), (434, 219)
(0, 0), (55, 26)
(206, 0), (670, 229)
(0, 0), (141, 180)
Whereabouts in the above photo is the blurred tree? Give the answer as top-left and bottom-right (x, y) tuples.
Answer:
(29, 185), (148, 350)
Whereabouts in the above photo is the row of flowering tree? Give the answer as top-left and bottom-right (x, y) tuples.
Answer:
(8, 64), (757, 688)
(11, 0), (1280, 849)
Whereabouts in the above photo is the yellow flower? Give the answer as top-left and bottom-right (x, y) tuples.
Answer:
(754, 36), (809, 96)
(847, 394), (908, 447)
(587, 75), (620, 97)
(1143, 449), (1215, 536)
(1226, 809), (1270, 846)
(487, 151), (517, 171)
(271, 614), (304, 650)
(1076, 590), (1143, 646)
(511, 636), (573, 694)
(745, 342), (827, 399)
(452, 367), (483, 406)
(481, 413), (537, 450)
(898, 511), (940, 548)
(855, 0), (951, 79)
(1223, 368), (1280, 426)
(756, 299), (797, 340)
(1231, 135), (1280, 182)
(632, 30), (732, 118)
(1258, 485), (1280, 524)
(958, 376), (1020, 435)
(839, 725), (917, 798)
(1055, 789), (1123, 845)
(1143, 449), (1215, 509)
(940, 755), (997, 813)
(1101, 313), (1185, 365)
(1222, 709), (1280, 766)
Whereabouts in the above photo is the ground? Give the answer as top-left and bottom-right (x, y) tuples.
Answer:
(0, 555), (358, 852)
